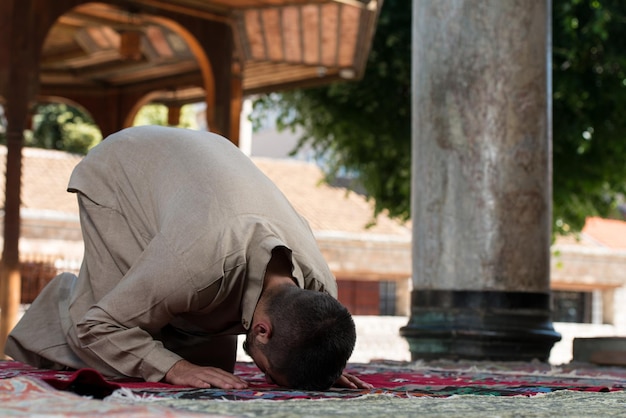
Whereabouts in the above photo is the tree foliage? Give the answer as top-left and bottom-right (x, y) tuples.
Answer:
(253, 0), (626, 233)
(133, 103), (199, 129)
(0, 102), (201, 156)
(552, 0), (626, 232)
(29, 103), (101, 155)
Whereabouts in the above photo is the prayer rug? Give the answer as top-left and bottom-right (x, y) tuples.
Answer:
(122, 361), (626, 400)
(3, 360), (626, 418)
(2, 359), (625, 400)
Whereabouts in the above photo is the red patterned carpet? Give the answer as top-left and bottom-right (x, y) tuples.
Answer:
(3, 360), (626, 417)
(2, 359), (625, 400)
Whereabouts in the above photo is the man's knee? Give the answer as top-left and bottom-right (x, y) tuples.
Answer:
(201, 335), (238, 372)
(162, 330), (238, 372)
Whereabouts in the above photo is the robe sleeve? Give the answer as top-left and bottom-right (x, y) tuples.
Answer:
(75, 232), (205, 382)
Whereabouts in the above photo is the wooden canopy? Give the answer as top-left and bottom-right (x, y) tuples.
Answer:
(0, 0), (381, 354)
(32, 0), (380, 138)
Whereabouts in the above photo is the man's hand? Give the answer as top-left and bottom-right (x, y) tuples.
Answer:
(334, 372), (373, 389)
(164, 359), (248, 389)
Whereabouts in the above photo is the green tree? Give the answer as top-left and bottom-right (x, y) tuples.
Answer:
(134, 104), (170, 126)
(133, 103), (199, 129)
(552, 0), (626, 232)
(29, 103), (101, 155)
(1, 101), (200, 156)
(254, 0), (626, 233)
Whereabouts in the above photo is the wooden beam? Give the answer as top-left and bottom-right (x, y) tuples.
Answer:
(130, 0), (232, 24)
(166, 104), (181, 126)
(0, 0), (40, 358)
(41, 67), (204, 96)
(0, 132), (23, 358)
(0, 104), (28, 360)
(229, 72), (243, 146)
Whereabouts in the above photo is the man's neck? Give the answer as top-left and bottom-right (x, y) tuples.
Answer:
(263, 273), (296, 290)
(263, 249), (297, 290)
(256, 269), (296, 319)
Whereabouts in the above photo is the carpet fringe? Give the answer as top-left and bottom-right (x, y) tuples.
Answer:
(104, 388), (430, 403)
(106, 387), (161, 402)
(395, 360), (623, 380)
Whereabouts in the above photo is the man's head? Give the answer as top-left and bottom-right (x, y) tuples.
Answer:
(244, 285), (356, 390)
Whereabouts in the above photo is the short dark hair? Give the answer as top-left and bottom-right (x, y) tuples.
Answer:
(259, 286), (356, 390)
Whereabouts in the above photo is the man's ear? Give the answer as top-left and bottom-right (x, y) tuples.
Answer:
(253, 321), (272, 344)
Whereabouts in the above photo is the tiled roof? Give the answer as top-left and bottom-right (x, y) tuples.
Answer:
(0, 145), (410, 237)
(0, 146), (82, 215)
(253, 157), (410, 237)
(581, 216), (626, 250)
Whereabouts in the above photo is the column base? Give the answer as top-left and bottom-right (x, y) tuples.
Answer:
(400, 290), (561, 362)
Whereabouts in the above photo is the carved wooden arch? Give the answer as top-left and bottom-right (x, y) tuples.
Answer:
(36, 95), (97, 122)
(33, 95), (103, 140)
(122, 91), (161, 128)
(121, 89), (205, 128)
(143, 15), (217, 132)
(33, 1), (217, 136)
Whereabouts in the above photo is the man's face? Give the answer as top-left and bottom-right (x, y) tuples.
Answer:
(243, 332), (285, 386)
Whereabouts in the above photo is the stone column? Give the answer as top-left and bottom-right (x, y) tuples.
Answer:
(400, 0), (560, 361)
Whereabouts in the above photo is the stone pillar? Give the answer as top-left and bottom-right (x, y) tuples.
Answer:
(400, 0), (560, 361)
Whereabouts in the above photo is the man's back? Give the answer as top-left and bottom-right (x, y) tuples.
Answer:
(69, 125), (305, 238)
(66, 125), (334, 316)
(7, 126), (337, 381)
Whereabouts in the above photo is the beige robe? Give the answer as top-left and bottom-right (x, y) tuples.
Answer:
(6, 126), (337, 382)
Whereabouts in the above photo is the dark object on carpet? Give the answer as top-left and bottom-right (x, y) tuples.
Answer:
(42, 368), (124, 399)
